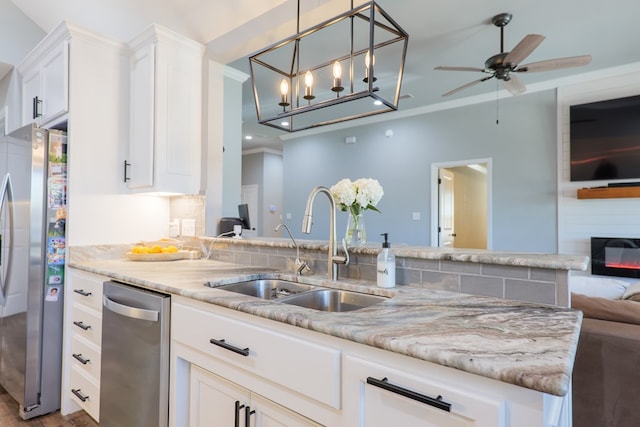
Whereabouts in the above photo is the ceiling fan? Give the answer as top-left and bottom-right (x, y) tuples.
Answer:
(435, 13), (592, 97)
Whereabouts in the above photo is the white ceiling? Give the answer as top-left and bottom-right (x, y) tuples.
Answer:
(11, 0), (640, 149)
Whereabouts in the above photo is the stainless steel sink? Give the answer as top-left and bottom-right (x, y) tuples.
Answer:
(280, 289), (387, 312)
(217, 279), (316, 300)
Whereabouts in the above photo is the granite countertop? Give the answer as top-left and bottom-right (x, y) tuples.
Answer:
(69, 244), (582, 397)
(208, 236), (589, 271)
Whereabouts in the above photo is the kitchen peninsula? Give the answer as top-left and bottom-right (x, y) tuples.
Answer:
(64, 240), (587, 426)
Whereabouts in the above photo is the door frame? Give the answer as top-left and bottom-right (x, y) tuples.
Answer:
(430, 158), (493, 249)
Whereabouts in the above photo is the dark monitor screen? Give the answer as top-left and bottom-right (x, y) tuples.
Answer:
(238, 204), (251, 230)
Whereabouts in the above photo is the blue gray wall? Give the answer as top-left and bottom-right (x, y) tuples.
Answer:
(281, 89), (558, 252)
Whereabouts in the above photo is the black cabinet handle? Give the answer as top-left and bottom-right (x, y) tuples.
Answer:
(73, 289), (92, 297)
(71, 388), (89, 402)
(210, 338), (249, 357)
(32, 96), (42, 119)
(73, 321), (91, 331)
(72, 353), (90, 365)
(245, 406), (255, 427)
(124, 160), (131, 182)
(366, 376), (451, 413)
(234, 400), (245, 427)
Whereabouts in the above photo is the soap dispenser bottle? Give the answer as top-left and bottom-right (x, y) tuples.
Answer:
(377, 233), (396, 288)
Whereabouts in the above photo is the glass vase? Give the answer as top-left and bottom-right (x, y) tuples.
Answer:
(345, 212), (366, 246)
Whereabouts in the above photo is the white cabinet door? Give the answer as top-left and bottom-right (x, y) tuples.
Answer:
(21, 68), (41, 124)
(20, 40), (69, 126)
(40, 41), (69, 124)
(251, 394), (322, 427)
(128, 43), (156, 188)
(126, 24), (203, 194)
(190, 365), (249, 427)
(189, 365), (321, 427)
(344, 355), (507, 427)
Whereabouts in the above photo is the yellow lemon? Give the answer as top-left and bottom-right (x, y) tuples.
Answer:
(150, 245), (163, 254)
(162, 246), (178, 253)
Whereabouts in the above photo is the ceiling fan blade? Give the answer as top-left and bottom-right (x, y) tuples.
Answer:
(504, 34), (545, 65)
(501, 75), (526, 95)
(434, 66), (486, 72)
(442, 76), (493, 97)
(515, 55), (592, 72)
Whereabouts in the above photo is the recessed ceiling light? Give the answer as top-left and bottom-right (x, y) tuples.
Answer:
(244, 135), (253, 140)
(373, 100), (383, 106)
(281, 121), (289, 127)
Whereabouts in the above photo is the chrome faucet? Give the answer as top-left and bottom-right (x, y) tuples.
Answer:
(274, 223), (310, 275)
(302, 186), (349, 281)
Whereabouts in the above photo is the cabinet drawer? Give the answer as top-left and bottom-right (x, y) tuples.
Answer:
(70, 271), (104, 312)
(70, 304), (102, 347)
(172, 301), (341, 409)
(344, 355), (506, 427)
(69, 365), (100, 421)
(70, 334), (101, 381)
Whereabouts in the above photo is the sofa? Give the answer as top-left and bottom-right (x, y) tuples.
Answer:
(571, 281), (640, 427)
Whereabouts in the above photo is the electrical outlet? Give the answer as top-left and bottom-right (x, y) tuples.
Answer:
(412, 212), (421, 221)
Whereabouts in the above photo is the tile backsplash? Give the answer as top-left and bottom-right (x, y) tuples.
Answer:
(170, 195), (206, 237)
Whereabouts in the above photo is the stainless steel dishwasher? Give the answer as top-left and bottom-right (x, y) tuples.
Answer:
(100, 281), (170, 427)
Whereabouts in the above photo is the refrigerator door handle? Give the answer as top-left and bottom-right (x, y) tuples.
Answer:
(103, 295), (159, 322)
(0, 173), (14, 307)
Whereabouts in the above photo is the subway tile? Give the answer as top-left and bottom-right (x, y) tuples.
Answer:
(460, 275), (504, 298)
(530, 268), (557, 282)
(397, 268), (421, 286)
(404, 258), (440, 271)
(505, 279), (556, 305)
(441, 260), (482, 274)
(482, 264), (529, 279)
(421, 271), (459, 292)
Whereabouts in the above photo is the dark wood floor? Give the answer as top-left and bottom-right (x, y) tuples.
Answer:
(0, 385), (98, 427)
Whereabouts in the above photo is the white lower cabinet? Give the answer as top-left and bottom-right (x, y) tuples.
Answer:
(190, 365), (321, 427)
(171, 297), (343, 427)
(171, 296), (569, 427)
(61, 269), (106, 422)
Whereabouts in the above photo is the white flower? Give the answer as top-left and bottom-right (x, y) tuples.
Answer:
(330, 178), (383, 216)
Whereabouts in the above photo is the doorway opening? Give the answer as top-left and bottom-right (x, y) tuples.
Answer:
(430, 158), (492, 249)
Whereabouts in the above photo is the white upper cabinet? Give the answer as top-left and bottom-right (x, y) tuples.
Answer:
(18, 29), (69, 127)
(126, 24), (204, 194)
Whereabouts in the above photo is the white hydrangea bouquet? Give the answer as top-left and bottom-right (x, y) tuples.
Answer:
(330, 178), (383, 245)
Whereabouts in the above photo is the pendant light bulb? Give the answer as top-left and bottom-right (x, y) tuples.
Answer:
(332, 61), (342, 79)
(331, 61), (344, 94)
(305, 71), (314, 88)
(278, 78), (290, 108)
(364, 50), (377, 83)
(303, 71), (315, 101)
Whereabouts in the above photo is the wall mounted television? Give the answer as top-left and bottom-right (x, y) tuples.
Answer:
(570, 94), (640, 182)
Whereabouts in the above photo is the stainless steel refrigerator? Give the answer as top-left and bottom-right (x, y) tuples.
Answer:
(0, 123), (67, 419)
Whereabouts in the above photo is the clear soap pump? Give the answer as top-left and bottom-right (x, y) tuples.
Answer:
(377, 233), (396, 288)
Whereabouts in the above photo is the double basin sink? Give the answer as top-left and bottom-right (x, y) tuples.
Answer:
(214, 279), (387, 313)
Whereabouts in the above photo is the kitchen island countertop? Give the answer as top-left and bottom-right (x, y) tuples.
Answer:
(68, 244), (582, 397)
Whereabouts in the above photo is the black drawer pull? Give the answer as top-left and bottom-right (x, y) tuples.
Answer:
(209, 338), (249, 357)
(73, 321), (91, 331)
(366, 376), (451, 412)
(73, 289), (92, 297)
(72, 353), (90, 365)
(234, 401), (245, 427)
(245, 406), (255, 427)
(71, 388), (89, 402)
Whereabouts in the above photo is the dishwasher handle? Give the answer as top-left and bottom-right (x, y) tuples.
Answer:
(103, 295), (159, 322)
